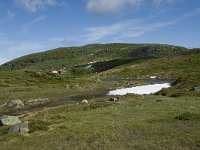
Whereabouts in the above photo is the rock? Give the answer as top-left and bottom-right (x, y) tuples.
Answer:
(0, 103), (7, 108)
(25, 98), (49, 106)
(0, 115), (21, 126)
(194, 86), (200, 92)
(109, 97), (119, 102)
(6, 99), (25, 108)
(81, 99), (88, 104)
(9, 121), (29, 133)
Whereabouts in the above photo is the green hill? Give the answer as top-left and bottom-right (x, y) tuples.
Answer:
(0, 43), (187, 71)
(0, 43), (199, 99)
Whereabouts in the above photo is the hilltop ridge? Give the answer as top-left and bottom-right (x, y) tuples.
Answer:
(0, 43), (187, 71)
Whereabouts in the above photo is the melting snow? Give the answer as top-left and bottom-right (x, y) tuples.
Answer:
(107, 83), (171, 95)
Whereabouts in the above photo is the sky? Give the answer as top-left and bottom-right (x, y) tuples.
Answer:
(0, 0), (200, 64)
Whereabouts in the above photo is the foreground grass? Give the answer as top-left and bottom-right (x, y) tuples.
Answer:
(0, 95), (199, 150)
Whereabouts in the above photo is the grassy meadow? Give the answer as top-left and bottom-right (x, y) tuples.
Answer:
(0, 44), (199, 149)
(0, 95), (200, 149)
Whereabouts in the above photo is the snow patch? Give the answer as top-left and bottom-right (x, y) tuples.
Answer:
(107, 83), (171, 96)
(88, 61), (97, 64)
(150, 76), (157, 79)
(85, 64), (92, 69)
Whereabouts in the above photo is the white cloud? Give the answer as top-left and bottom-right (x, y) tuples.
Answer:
(49, 37), (66, 42)
(0, 57), (11, 65)
(15, 0), (57, 12)
(0, 35), (44, 64)
(153, 0), (178, 6)
(6, 42), (43, 53)
(6, 9), (15, 19)
(86, 0), (144, 14)
(83, 8), (200, 42)
(29, 15), (47, 24)
(49, 37), (76, 46)
(0, 34), (15, 46)
(86, 0), (183, 14)
(22, 15), (47, 33)
(84, 20), (140, 41)
(0, 10), (15, 25)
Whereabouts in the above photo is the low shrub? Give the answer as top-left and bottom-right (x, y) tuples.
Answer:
(175, 112), (200, 121)
(29, 120), (50, 133)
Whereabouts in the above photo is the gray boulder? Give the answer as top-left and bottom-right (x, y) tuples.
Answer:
(194, 86), (200, 92)
(0, 115), (21, 126)
(6, 99), (25, 108)
(9, 121), (29, 133)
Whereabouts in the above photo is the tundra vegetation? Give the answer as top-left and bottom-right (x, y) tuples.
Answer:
(0, 43), (199, 149)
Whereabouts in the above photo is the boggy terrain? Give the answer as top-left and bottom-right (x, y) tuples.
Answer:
(0, 43), (199, 149)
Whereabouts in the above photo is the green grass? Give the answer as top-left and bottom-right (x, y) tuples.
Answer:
(0, 95), (199, 149)
(28, 120), (50, 133)
(175, 112), (200, 121)
(0, 43), (199, 149)
(0, 69), (106, 104)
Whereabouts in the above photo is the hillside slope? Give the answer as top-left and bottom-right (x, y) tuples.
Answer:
(0, 43), (187, 71)
(0, 44), (199, 99)
(0, 44), (199, 150)
(97, 50), (200, 97)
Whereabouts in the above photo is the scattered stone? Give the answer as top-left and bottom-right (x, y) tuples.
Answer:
(194, 86), (200, 92)
(0, 103), (6, 108)
(0, 115), (21, 126)
(25, 98), (50, 106)
(75, 103), (79, 105)
(81, 99), (88, 104)
(6, 99), (25, 108)
(109, 97), (119, 102)
(9, 121), (29, 133)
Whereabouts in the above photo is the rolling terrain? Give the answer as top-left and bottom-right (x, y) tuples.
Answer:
(0, 43), (199, 149)
(0, 43), (186, 71)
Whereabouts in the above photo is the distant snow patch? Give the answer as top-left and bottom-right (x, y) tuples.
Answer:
(107, 83), (171, 96)
(85, 64), (92, 69)
(88, 61), (97, 64)
(150, 76), (157, 79)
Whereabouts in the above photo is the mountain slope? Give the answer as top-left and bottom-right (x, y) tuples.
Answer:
(0, 43), (187, 71)
(0, 43), (198, 98)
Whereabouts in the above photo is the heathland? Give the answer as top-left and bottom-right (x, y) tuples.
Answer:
(0, 43), (199, 149)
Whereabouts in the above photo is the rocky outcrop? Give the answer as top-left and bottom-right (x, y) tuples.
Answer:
(5, 99), (25, 108)
(9, 121), (29, 133)
(0, 115), (21, 126)
(1, 98), (51, 108)
(25, 98), (50, 106)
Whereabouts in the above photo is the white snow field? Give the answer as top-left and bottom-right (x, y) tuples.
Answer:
(107, 83), (171, 96)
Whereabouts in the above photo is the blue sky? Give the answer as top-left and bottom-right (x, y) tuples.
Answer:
(0, 0), (200, 64)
